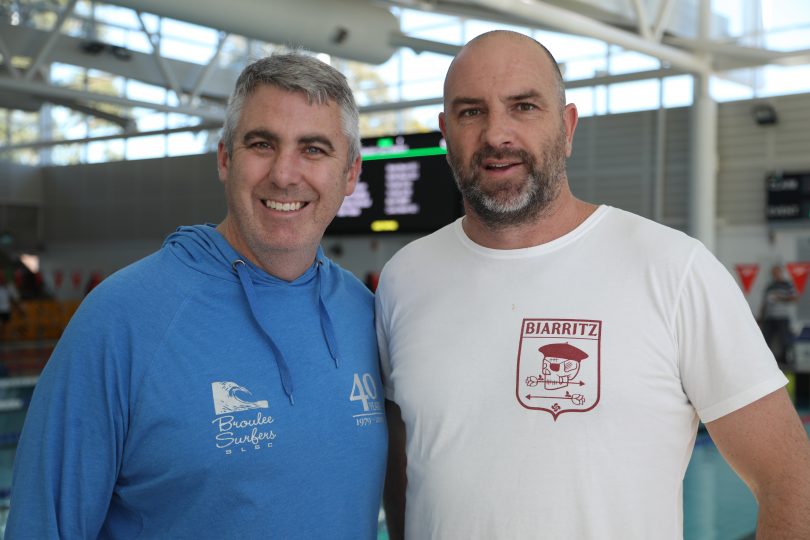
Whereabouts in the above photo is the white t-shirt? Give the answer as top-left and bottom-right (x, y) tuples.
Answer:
(376, 206), (786, 540)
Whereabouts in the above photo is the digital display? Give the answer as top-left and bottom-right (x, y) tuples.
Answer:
(327, 131), (463, 235)
(766, 172), (810, 221)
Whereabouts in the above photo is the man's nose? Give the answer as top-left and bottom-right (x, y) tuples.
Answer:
(482, 108), (515, 149)
(269, 149), (301, 187)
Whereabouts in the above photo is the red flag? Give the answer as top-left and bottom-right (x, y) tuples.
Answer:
(735, 264), (759, 295)
(53, 269), (63, 289)
(786, 262), (810, 294)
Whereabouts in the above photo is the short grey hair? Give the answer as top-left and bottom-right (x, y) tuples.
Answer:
(221, 52), (361, 162)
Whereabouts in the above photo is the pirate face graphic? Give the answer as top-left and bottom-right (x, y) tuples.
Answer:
(539, 343), (587, 390)
(517, 319), (601, 420)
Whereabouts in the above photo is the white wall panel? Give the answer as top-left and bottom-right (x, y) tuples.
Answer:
(716, 93), (810, 227)
(28, 92), (810, 293)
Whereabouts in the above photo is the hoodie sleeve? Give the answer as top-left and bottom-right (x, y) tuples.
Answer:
(6, 288), (131, 538)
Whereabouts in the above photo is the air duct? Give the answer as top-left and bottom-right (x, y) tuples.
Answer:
(106, 0), (399, 65)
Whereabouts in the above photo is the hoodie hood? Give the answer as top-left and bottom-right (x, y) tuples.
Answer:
(162, 224), (341, 405)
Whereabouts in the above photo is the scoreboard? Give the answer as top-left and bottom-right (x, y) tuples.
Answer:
(327, 131), (463, 235)
(766, 171), (810, 221)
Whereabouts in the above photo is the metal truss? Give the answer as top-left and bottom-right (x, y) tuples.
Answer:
(1, 0), (809, 153)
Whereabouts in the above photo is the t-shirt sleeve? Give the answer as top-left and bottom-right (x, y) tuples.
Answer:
(676, 244), (787, 423)
(5, 297), (128, 538)
(375, 270), (395, 402)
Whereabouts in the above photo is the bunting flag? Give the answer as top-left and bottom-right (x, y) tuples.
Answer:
(734, 263), (760, 295)
(786, 262), (810, 295)
(71, 270), (83, 289)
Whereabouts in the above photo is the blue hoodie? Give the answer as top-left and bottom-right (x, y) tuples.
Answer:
(7, 225), (387, 539)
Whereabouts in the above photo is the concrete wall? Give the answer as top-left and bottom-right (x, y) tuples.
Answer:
(0, 161), (43, 250)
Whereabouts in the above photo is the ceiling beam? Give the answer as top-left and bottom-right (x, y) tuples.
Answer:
(389, 33), (462, 56)
(0, 122), (221, 153)
(0, 76), (225, 122)
(188, 32), (229, 104)
(23, 0), (78, 81)
(0, 32), (21, 79)
(463, 0), (710, 74)
(652, 0), (676, 42)
(630, 0), (653, 40)
(666, 36), (810, 70)
(45, 97), (136, 130)
(0, 61), (685, 149)
(0, 22), (240, 101)
(136, 11), (185, 104)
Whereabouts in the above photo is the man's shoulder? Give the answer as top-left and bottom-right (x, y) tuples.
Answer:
(321, 256), (374, 306)
(48, 248), (195, 369)
(599, 206), (700, 256)
(384, 221), (458, 270)
(79, 247), (192, 319)
(602, 206), (693, 240)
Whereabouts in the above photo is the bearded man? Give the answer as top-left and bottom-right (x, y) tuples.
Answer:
(376, 30), (810, 540)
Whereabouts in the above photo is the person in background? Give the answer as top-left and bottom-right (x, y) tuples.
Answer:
(377, 30), (810, 539)
(7, 52), (386, 538)
(760, 264), (799, 366)
(0, 272), (22, 376)
(0, 273), (20, 333)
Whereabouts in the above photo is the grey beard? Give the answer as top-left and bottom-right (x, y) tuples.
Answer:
(449, 141), (566, 230)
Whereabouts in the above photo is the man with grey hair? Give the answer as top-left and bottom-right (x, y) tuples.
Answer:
(377, 30), (810, 538)
(8, 52), (386, 538)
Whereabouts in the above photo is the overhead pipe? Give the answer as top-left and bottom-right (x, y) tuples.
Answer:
(465, 0), (710, 75)
(0, 76), (225, 122)
(105, 0), (399, 65)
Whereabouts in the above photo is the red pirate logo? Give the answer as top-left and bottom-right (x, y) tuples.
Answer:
(516, 319), (601, 420)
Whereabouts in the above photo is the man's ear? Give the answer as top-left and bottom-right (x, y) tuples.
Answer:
(562, 103), (579, 158)
(439, 112), (450, 166)
(217, 141), (230, 183)
(345, 154), (362, 196)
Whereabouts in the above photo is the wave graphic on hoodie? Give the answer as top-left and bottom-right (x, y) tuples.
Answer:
(212, 381), (269, 415)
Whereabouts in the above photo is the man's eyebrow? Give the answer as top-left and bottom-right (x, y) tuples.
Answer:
(242, 129), (278, 143)
(299, 135), (335, 153)
(449, 96), (483, 109)
(450, 91), (549, 108)
(241, 130), (336, 153)
(507, 91), (542, 102)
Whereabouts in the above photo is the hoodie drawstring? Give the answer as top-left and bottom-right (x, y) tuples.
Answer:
(317, 259), (341, 368)
(231, 257), (342, 406)
(232, 260), (295, 405)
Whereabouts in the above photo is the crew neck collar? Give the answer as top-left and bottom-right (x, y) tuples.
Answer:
(454, 205), (610, 259)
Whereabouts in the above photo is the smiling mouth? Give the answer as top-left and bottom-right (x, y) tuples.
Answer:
(262, 199), (307, 212)
(484, 162), (520, 171)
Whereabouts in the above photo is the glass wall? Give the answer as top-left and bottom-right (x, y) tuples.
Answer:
(1, 1), (810, 165)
